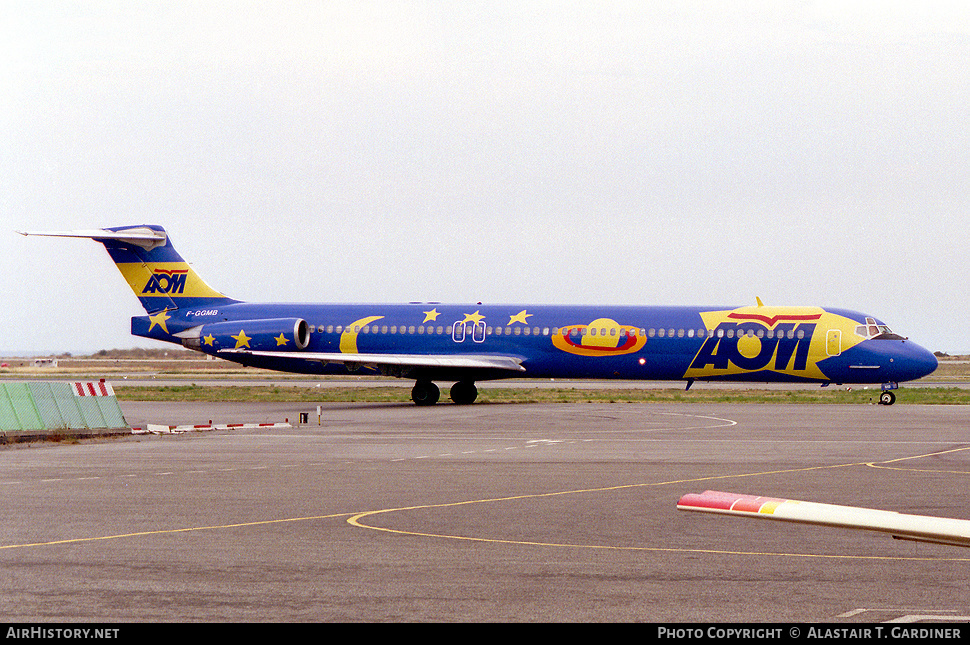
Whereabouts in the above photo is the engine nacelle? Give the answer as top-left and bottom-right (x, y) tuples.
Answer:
(188, 318), (311, 352)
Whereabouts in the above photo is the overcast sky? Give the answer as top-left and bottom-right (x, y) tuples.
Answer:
(2, 1), (968, 354)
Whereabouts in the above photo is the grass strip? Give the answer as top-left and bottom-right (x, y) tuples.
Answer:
(113, 384), (970, 405)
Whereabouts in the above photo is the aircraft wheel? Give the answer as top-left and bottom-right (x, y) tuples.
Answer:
(411, 381), (440, 406)
(450, 381), (478, 405)
(878, 391), (896, 406)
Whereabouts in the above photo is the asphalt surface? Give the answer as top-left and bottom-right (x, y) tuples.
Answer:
(2, 401), (969, 622)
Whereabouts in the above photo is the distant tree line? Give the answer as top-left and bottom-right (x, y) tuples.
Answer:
(81, 347), (198, 360)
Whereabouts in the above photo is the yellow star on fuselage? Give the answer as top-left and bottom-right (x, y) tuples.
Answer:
(148, 310), (171, 334)
(462, 310), (485, 324)
(232, 330), (252, 349)
(422, 308), (440, 323)
(275, 333), (289, 346)
(508, 310), (532, 325)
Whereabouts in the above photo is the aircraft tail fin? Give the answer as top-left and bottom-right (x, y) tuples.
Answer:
(18, 225), (239, 313)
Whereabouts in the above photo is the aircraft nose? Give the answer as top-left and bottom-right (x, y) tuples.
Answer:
(893, 342), (938, 382)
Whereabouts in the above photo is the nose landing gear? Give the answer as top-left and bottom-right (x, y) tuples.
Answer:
(878, 382), (898, 405)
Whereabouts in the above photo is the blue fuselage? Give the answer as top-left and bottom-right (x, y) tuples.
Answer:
(132, 302), (938, 386)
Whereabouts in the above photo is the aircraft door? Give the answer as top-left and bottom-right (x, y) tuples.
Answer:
(453, 321), (486, 343)
(826, 329), (841, 357)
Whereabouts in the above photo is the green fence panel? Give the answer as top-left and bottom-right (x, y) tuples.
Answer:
(1, 382), (129, 433)
(94, 395), (127, 429)
(76, 396), (108, 429)
(0, 385), (22, 430)
(0, 383), (44, 431)
(28, 382), (78, 430)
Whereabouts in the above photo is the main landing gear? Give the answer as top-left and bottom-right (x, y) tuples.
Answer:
(449, 380), (478, 405)
(410, 380), (478, 406)
(411, 380), (439, 406)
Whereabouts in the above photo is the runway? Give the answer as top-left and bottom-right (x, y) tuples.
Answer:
(2, 402), (969, 622)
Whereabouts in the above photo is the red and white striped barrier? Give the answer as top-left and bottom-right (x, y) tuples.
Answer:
(137, 422), (291, 435)
(73, 381), (115, 397)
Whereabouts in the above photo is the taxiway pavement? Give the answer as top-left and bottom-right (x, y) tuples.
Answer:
(2, 402), (969, 622)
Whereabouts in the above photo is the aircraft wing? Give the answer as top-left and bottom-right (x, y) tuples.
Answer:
(677, 490), (970, 548)
(220, 350), (526, 374)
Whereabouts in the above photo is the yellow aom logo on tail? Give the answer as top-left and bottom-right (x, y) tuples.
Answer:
(142, 267), (189, 294)
(115, 262), (228, 301)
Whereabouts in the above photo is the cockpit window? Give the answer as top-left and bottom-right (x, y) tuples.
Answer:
(855, 317), (906, 340)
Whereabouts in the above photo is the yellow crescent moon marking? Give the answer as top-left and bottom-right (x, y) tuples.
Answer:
(340, 316), (384, 353)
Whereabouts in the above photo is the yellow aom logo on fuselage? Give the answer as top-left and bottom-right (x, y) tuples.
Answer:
(684, 306), (863, 380)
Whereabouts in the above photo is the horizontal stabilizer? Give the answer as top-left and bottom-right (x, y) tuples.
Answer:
(677, 490), (970, 548)
(19, 225), (236, 313)
(18, 227), (168, 250)
(220, 350), (526, 373)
